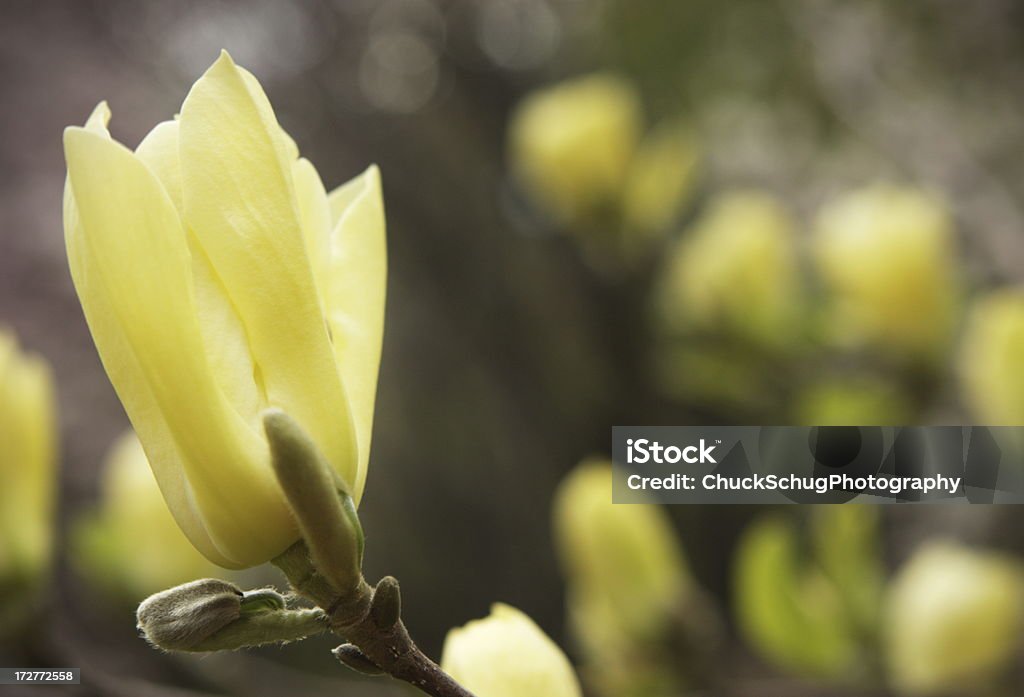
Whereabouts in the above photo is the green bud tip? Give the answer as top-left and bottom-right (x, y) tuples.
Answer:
(263, 408), (364, 594)
(240, 588), (288, 616)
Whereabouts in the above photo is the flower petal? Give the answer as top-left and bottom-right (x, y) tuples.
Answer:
(135, 121), (183, 211)
(441, 603), (582, 697)
(65, 105), (233, 565)
(292, 157), (331, 294)
(64, 125), (293, 567)
(136, 120), (265, 431)
(323, 166), (386, 501)
(178, 51), (358, 492)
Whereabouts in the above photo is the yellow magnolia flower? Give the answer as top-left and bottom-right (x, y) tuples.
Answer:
(441, 603), (582, 697)
(655, 190), (799, 343)
(509, 74), (640, 224)
(884, 542), (1024, 695)
(959, 289), (1024, 424)
(553, 460), (690, 655)
(0, 331), (56, 584)
(813, 185), (958, 356)
(74, 432), (225, 599)
(62, 51), (386, 569)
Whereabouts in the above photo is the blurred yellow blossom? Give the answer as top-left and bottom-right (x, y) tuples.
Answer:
(553, 460), (690, 655)
(62, 51), (386, 568)
(884, 542), (1024, 695)
(655, 191), (800, 343)
(813, 185), (958, 357)
(0, 330), (56, 588)
(73, 432), (223, 599)
(441, 603), (582, 697)
(959, 289), (1024, 424)
(509, 74), (640, 224)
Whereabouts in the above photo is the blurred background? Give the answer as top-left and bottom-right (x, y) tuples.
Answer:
(1, 0), (1023, 695)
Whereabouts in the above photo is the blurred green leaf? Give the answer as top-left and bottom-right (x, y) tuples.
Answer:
(734, 516), (860, 680)
(811, 505), (885, 639)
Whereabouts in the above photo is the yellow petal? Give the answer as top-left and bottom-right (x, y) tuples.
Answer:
(178, 50), (358, 493)
(64, 126), (291, 567)
(136, 119), (265, 430)
(84, 101), (111, 135)
(292, 157), (332, 293)
(63, 186), (223, 567)
(324, 165), (386, 501)
(135, 121), (184, 212)
(327, 170), (370, 224)
(64, 105), (231, 565)
(442, 604), (582, 697)
(238, 68), (300, 163)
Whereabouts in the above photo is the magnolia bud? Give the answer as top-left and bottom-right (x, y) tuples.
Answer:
(553, 459), (691, 657)
(959, 289), (1024, 424)
(885, 543), (1024, 695)
(441, 604), (582, 697)
(509, 74), (640, 224)
(264, 409), (364, 595)
(137, 579), (325, 653)
(0, 330), (57, 590)
(136, 579), (244, 651)
(655, 190), (799, 344)
(813, 184), (958, 357)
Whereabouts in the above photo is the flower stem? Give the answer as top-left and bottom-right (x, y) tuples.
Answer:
(272, 543), (476, 697)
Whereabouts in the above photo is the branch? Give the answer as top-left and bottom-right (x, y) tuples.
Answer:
(273, 544), (476, 697)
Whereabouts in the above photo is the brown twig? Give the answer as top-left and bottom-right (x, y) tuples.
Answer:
(272, 543), (476, 697)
